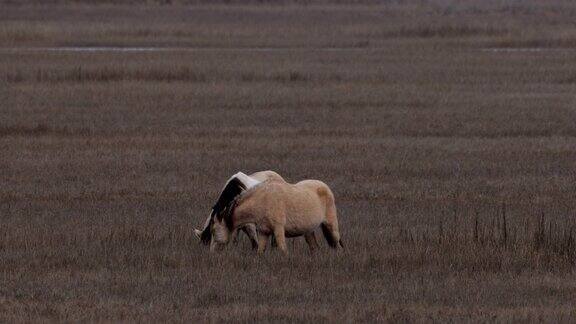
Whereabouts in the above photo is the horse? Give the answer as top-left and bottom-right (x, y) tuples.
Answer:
(194, 170), (291, 249)
(208, 176), (343, 254)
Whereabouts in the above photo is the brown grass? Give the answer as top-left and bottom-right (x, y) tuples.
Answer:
(1, 1), (576, 322)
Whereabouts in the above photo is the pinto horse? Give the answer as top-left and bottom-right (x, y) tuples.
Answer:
(198, 171), (343, 253)
(194, 170), (285, 249)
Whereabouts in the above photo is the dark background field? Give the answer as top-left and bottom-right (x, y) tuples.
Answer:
(1, 0), (576, 321)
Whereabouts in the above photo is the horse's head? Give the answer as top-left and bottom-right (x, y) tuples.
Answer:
(193, 208), (232, 252)
(194, 210), (214, 245)
(209, 216), (231, 252)
(195, 172), (252, 251)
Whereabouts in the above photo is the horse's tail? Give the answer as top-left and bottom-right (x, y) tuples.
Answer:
(318, 183), (342, 249)
(321, 223), (339, 248)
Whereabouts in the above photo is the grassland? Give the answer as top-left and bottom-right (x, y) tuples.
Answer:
(1, 0), (576, 322)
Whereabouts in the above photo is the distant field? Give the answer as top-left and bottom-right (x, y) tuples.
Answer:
(1, 1), (576, 322)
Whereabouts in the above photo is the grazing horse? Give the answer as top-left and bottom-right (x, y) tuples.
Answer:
(208, 177), (343, 253)
(195, 171), (291, 249)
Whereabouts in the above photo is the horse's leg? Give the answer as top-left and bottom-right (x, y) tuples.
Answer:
(245, 224), (259, 250)
(273, 226), (288, 254)
(231, 228), (240, 245)
(304, 232), (320, 252)
(257, 232), (269, 254)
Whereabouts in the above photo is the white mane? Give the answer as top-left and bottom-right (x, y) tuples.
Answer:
(226, 172), (261, 190)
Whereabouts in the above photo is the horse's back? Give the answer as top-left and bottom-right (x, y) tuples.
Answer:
(250, 170), (285, 183)
(241, 180), (324, 216)
(274, 181), (327, 235)
(295, 179), (334, 200)
(275, 180), (332, 220)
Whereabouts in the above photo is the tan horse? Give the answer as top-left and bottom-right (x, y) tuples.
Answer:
(195, 170), (291, 249)
(209, 177), (343, 253)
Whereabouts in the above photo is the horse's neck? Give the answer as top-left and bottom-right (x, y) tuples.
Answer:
(229, 199), (258, 230)
(231, 211), (251, 229)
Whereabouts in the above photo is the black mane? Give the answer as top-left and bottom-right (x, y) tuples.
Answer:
(199, 177), (247, 245)
(213, 177), (246, 222)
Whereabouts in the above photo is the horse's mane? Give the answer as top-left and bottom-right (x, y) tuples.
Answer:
(216, 177), (246, 213)
(199, 173), (258, 245)
(219, 179), (280, 229)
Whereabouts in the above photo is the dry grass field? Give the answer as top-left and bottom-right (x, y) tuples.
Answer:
(1, 0), (576, 322)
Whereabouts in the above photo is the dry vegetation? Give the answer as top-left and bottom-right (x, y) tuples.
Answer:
(1, 0), (576, 322)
